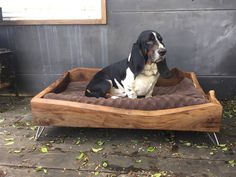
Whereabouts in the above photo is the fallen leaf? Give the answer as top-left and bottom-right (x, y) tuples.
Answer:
(135, 159), (142, 163)
(222, 147), (228, 152)
(131, 140), (139, 144)
(184, 142), (191, 147)
(14, 149), (23, 153)
(97, 140), (105, 146)
(147, 146), (156, 152)
(95, 165), (100, 170)
(82, 157), (89, 165)
(219, 144), (226, 147)
(94, 171), (99, 175)
(211, 147), (217, 151)
(228, 160), (235, 167)
(40, 146), (48, 153)
(34, 166), (47, 173)
(180, 140), (192, 147)
(35, 166), (43, 172)
(5, 137), (14, 141)
(196, 145), (208, 149)
(26, 122), (31, 126)
(76, 152), (85, 160)
(29, 136), (35, 140)
(152, 172), (161, 177)
(92, 147), (103, 153)
(30, 126), (37, 131)
(102, 161), (108, 168)
(5, 141), (14, 146)
(75, 138), (81, 145)
(0, 118), (5, 123)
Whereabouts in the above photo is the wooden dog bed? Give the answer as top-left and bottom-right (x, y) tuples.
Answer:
(31, 68), (222, 132)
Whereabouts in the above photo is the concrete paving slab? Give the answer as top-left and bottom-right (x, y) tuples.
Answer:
(0, 96), (235, 177)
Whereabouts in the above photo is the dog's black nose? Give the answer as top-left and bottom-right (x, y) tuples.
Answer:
(158, 48), (166, 56)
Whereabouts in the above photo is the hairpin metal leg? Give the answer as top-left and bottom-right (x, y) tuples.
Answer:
(35, 126), (45, 140)
(213, 133), (220, 146)
(207, 132), (220, 146)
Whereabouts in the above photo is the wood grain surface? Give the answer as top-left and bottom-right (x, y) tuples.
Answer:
(31, 67), (222, 132)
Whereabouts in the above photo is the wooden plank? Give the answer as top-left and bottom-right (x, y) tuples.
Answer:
(208, 90), (223, 109)
(101, 0), (107, 24)
(69, 67), (188, 87)
(0, 0), (107, 25)
(185, 72), (206, 96)
(32, 98), (221, 132)
(31, 67), (222, 132)
(0, 19), (106, 25)
(157, 68), (186, 86)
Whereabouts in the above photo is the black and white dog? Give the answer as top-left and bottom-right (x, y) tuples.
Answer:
(85, 30), (171, 99)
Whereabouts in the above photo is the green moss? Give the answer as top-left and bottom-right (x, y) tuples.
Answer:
(221, 100), (236, 119)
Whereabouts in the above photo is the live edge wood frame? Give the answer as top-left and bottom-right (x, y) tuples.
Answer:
(0, 0), (106, 25)
(31, 67), (222, 133)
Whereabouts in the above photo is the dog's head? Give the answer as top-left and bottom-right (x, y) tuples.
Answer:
(129, 30), (172, 78)
(137, 30), (166, 64)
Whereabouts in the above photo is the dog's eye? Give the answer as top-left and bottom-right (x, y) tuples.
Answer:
(157, 36), (163, 42)
(146, 41), (153, 45)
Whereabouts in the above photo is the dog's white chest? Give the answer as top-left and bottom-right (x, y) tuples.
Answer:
(110, 64), (159, 99)
(133, 63), (159, 96)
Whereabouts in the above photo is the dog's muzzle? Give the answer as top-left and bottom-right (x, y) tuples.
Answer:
(151, 48), (167, 64)
(158, 48), (166, 56)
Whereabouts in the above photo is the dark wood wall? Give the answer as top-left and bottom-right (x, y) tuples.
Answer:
(0, 0), (236, 98)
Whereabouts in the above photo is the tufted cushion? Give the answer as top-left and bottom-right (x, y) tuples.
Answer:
(44, 78), (209, 110)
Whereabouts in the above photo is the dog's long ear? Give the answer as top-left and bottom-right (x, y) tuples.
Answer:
(136, 32), (155, 56)
(157, 58), (172, 79)
(128, 43), (145, 77)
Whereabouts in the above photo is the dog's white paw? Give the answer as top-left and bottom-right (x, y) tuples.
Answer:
(127, 93), (137, 99)
(111, 96), (119, 99)
(145, 95), (152, 98)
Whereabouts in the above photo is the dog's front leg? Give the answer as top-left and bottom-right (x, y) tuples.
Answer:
(145, 76), (159, 98)
(145, 86), (154, 98)
(125, 83), (137, 99)
(121, 68), (137, 99)
(121, 79), (137, 98)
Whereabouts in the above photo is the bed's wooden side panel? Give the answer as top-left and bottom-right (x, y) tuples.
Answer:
(185, 72), (206, 96)
(208, 90), (223, 126)
(31, 98), (222, 132)
(156, 68), (185, 86)
(70, 67), (187, 86)
(208, 90), (222, 105)
(31, 67), (222, 132)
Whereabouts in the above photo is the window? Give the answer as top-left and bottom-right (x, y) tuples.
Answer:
(0, 0), (106, 25)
